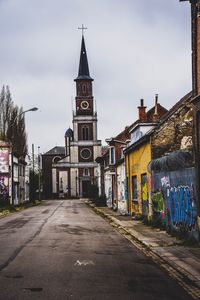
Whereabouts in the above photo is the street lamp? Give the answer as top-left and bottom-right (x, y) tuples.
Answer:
(11, 107), (38, 205)
(38, 146), (41, 201)
(14, 107), (38, 123)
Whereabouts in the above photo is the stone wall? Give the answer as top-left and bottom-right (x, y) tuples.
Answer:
(151, 93), (193, 160)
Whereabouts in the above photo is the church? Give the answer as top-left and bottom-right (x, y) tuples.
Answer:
(42, 33), (102, 199)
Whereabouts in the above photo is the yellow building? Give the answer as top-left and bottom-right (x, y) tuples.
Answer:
(124, 97), (168, 217)
(125, 135), (152, 217)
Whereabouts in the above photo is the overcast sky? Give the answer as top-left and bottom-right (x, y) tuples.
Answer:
(0, 0), (191, 153)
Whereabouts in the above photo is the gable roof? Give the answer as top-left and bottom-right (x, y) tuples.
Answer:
(44, 146), (65, 156)
(128, 102), (168, 133)
(124, 91), (192, 155)
(157, 91), (192, 126)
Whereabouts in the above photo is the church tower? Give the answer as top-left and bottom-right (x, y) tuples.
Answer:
(42, 32), (101, 199)
(69, 34), (101, 197)
(51, 33), (102, 198)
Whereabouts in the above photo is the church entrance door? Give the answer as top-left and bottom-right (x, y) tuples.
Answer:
(82, 180), (91, 198)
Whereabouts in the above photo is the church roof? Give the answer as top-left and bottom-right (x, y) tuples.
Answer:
(65, 127), (73, 138)
(44, 146), (65, 155)
(75, 35), (93, 81)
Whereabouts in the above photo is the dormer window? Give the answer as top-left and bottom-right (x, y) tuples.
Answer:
(131, 129), (142, 143)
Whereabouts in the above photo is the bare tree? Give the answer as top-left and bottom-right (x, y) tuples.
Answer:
(0, 86), (28, 158)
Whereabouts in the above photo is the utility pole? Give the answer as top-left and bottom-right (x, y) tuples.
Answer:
(32, 143), (35, 201)
(32, 143), (34, 173)
(38, 146), (41, 201)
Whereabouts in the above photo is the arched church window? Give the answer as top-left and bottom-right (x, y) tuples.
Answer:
(52, 156), (61, 164)
(83, 168), (89, 176)
(82, 126), (89, 140)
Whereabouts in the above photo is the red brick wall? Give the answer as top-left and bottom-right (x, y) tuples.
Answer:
(78, 123), (93, 140)
(78, 146), (93, 162)
(138, 107), (147, 122)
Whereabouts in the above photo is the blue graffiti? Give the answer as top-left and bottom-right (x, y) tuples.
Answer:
(169, 186), (195, 228)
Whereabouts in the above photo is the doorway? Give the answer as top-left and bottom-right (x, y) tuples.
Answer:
(82, 180), (91, 198)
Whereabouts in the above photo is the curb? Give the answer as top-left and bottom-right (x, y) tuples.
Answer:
(87, 202), (200, 300)
(0, 200), (43, 219)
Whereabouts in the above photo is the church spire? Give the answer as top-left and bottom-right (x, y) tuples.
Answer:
(75, 35), (93, 81)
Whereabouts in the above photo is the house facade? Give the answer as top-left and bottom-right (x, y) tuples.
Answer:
(42, 147), (66, 199)
(124, 97), (167, 217)
(0, 140), (30, 205)
(105, 126), (130, 210)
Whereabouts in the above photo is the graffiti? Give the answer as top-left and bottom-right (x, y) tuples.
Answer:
(141, 182), (148, 201)
(151, 168), (197, 238)
(0, 148), (9, 173)
(169, 186), (195, 228)
(107, 187), (112, 208)
(152, 191), (164, 212)
(0, 176), (9, 202)
(141, 174), (148, 216)
(161, 176), (170, 187)
(152, 191), (165, 221)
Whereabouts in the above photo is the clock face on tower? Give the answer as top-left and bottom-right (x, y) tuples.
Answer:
(80, 100), (89, 110)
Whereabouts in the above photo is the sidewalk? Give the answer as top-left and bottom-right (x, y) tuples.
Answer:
(0, 200), (42, 218)
(86, 201), (200, 300)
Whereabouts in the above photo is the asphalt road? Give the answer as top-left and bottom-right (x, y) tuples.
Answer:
(0, 199), (193, 300)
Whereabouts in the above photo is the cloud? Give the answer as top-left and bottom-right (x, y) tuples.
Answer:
(0, 0), (192, 152)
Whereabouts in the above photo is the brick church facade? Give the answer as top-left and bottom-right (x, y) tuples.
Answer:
(42, 35), (101, 198)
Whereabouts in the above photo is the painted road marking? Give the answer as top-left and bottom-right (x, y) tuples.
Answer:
(74, 260), (95, 266)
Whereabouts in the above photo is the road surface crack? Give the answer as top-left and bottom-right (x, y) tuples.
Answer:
(0, 201), (64, 272)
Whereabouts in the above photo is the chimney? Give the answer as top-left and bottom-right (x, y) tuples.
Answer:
(153, 94), (159, 122)
(138, 99), (147, 122)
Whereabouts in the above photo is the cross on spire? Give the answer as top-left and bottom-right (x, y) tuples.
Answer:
(78, 24), (87, 36)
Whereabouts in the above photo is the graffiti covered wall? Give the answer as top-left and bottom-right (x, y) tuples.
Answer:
(0, 147), (9, 173)
(125, 142), (151, 216)
(0, 176), (9, 203)
(117, 162), (128, 215)
(0, 146), (10, 204)
(151, 167), (197, 238)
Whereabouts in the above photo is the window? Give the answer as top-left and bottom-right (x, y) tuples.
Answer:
(120, 147), (125, 158)
(52, 156), (61, 164)
(132, 175), (137, 201)
(109, 147), (115, 165)
(82, 84), (87, 94)
(82, 126), (89, 140)
(80, 148), (92, 159)
(19, 165), (22, 176)
(83, 168), (90, 176)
